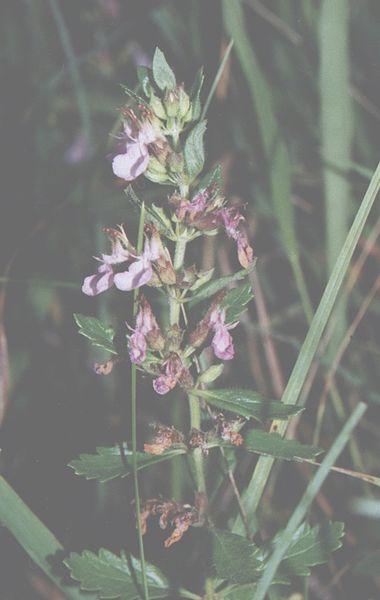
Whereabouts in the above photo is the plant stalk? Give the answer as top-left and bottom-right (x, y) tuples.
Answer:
(170, 227), (206, 495)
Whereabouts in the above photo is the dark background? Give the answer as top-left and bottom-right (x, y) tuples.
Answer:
(0, 1), (380, 598)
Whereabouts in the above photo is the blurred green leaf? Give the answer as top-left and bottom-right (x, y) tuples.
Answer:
(137, 66), (153, 97)
(191, 388), (302, 421)
(244, 430), (323, 461)
(188, 267), (251, 307)
(184, 120), (207, 182)
(221, 282), (253, 324)
(69, 445), (186, 482)
(193, 163), (223, 197)
(190, 66), (205, 121)
(152, 47), (176, 91)
(74, 314), (117, 355)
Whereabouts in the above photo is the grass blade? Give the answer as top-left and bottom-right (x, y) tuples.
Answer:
(0, 476), (97, 600)
(252, 401), (367, 600)
(200, 38), (234, 120)
(222, 0), (313, 323)
(320, 0), (353, 345)
(48, 0), (93, 151)
(233, 160), (380, 533)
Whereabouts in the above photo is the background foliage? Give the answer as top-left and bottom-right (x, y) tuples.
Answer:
(0, 1), (379, 598)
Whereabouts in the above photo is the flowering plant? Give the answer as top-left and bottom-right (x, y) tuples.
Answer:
(66, 49), (344, 599)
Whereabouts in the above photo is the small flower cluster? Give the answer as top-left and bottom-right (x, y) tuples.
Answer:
(140, 493), (206, 548)
(144, 417), (244, 457)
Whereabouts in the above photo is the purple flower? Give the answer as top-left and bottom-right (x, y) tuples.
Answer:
(218, 207), (254, 268)
(128, 296), (164, 364)
(82, 228), (157, 296)
(112, 112), (162, 181)
(129, 330), (147, 364)
(152, 354), (191, 395)
(209, 307), (235, 361)
(82, 263), (115, 296)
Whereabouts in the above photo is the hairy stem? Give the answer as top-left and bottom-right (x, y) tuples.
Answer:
(170, 218), (206, 495)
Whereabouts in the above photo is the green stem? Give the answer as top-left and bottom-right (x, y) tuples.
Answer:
(169, 237), (187, 325)
(131, 204), (149, 600)
(169, 227), (206, 496)
(189, 392), (206, 494)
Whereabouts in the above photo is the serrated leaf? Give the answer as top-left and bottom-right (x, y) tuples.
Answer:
(69, 445), (185, 482)
(191, 388), (302, 422)
(220, 282), (253, 324)
(188, 267), (250, 307)
(190, 66), (204, 120)
(152, 47), (176, 91)
(212, 530), (264, 585)
(136, 66), (153, 97)
(65, 549), (169, 600)
(275, 521), (345, 578)
(184, 120), (207, 181)
(74, 314), (117, 355)
(244, 430), (323, 461)
(213, 522), (343, 589)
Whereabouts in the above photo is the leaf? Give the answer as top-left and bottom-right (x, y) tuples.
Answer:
(244, 430), (323, 461)
(188, 267), (250, 307)
(152, 47), (176, 91)
(65, 549), (169, 600)
(184, 120), (207, 182)
(220, 282), (253, 324)
(69, 445), (185, 482)
(120, 85), (146, 106)
(74, 314), (117, 355)
(222, 584), (259, 600)
(190, 66), (204, 120)
(125, 186), (175, 239)
(191, 389), (302, 422)
(212, 530), (264, 585)
(193, 163), (223, 197)
(136, 66), (153, 97)
(212, 522), (344, 589)
(0, 476), (97, 600)
(271, 521), (345, 579)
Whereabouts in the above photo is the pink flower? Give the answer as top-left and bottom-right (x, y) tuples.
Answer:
(112, 110), (162, 181)
(82, 227), (157, 296)
(209, 307), (235, 361)
(152, 354), (192, 395)
(218, 207), (254, 268)
(129, 330), (147, 364)
(128, 296), (164, 364)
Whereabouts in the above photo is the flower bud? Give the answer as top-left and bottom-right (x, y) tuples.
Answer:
(167, 151), (184, 175)
(149, 93), (166, 120)
(145, 157), (170, 184)
(177, 85), (191, 120)
(164, 89), (180, 118)
(198, 363), (224, 384)
(165, 325), (183, 353)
